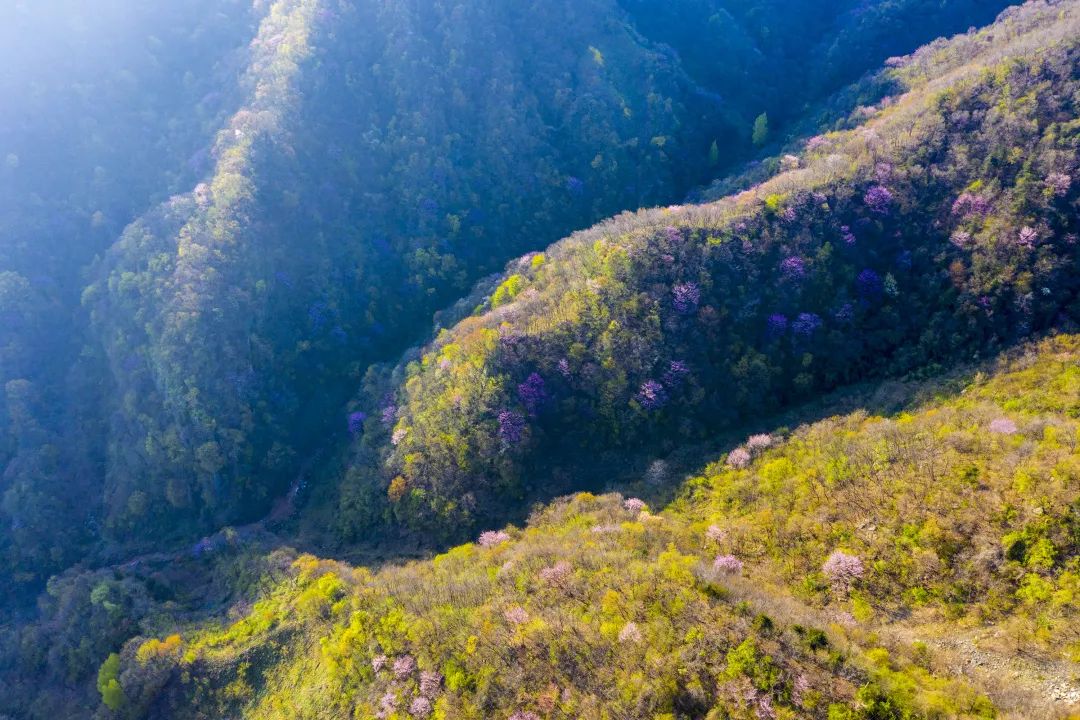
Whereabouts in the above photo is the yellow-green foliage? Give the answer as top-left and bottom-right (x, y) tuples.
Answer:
(118, 336), (1080, 719)
(679, 335), (1080, 657)
(491, 274), (525, 308)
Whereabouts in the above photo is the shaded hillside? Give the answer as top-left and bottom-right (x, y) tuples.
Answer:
(93, 336), (1080, 719)
(336, 0), (1080, 545)
(0, 0), (259, 587)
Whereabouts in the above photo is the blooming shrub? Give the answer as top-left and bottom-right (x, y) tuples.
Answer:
(727, 447), (751, 469)
(478, 530), (511, 547)
(498, 410), (526, 444)
(636, 380), (667, 410)
(823, 551), (864, 589)
(618, 622), (642, 643)
(539, 561), (572, 584)
(393, 655), (416, 679)
(504, 606), (529, 625)
(672, 282), (701, 314)
(988, 417), (1018, 435)
(713, 554), (744, 575)
(863, 185), (894, 214)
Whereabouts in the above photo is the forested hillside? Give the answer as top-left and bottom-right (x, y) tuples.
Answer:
(0, 0), (1016, 592)
(336, 0), (1080, 546)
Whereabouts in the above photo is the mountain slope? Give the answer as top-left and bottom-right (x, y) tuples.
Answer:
(335, 0), (1080, 545)
(99, 335), (1080, 719)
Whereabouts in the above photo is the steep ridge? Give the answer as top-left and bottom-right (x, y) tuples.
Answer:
(336, 0), (1080, 545)
(99, 335), (1080, 718)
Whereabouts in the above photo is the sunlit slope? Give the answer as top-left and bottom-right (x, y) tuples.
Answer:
(109, 334), (1080, 719)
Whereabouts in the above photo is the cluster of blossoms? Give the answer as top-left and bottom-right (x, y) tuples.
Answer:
(1017, 226), (1038, 248)
(636, 379), (668, 410)
(498, 410), (526, 444)
(509, 713), (540, 720)
(371, 654), (388, 673)
(951, 192), (992, 218)
(478, 530), (511, 547)
(391, 427), (408, 446)
(726, 447), (752, 469)
(539, 561), (572, 584)
(706, 525), (728, 544)
(793, 675), (811, 706)
(713, 554), (744, 575)
(989, 417), (1018, 435)
(557, 357), (572, 378)
(792, 312), (822, 337)
(618, 622), (643, 643)
(840, 225), (856, 245)
(864, 184), (894, 215)
(662, 360), (690, 387)
(645, 459), (668, 486)
(393, 655), (416, 679)
(623, 497), (647, 515)
(950, 229), (973, 249)
(377, 692), (398, 719)
(517, 372), (547, 415)
(419, 671), (442, 698)
(381, 404), (397, 426)
(745, 434), (773, 453)
(665, 225), (683, 244)
(822, 550), (864, 589)
(504, 606), (529, 625)
(806, 135), (828, 151)
(347, 411), (366, 435)
(409, 697), (432, 718)
(672, 282), (701, 313)
(1047, 172), (1072, 197)
(780, 256), (806, 280)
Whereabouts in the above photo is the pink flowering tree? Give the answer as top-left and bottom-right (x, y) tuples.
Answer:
(822, 550), (864, 590)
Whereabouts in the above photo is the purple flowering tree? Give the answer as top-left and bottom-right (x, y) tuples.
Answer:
(780, 256), (806, 280)
(498, 410), (526, 444)
(864, 185), (894, 215)
(672, 282), (701, 314)
(516, 372), (547, 415)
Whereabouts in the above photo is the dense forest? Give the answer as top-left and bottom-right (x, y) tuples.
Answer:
(2, 1), (1079, 719)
